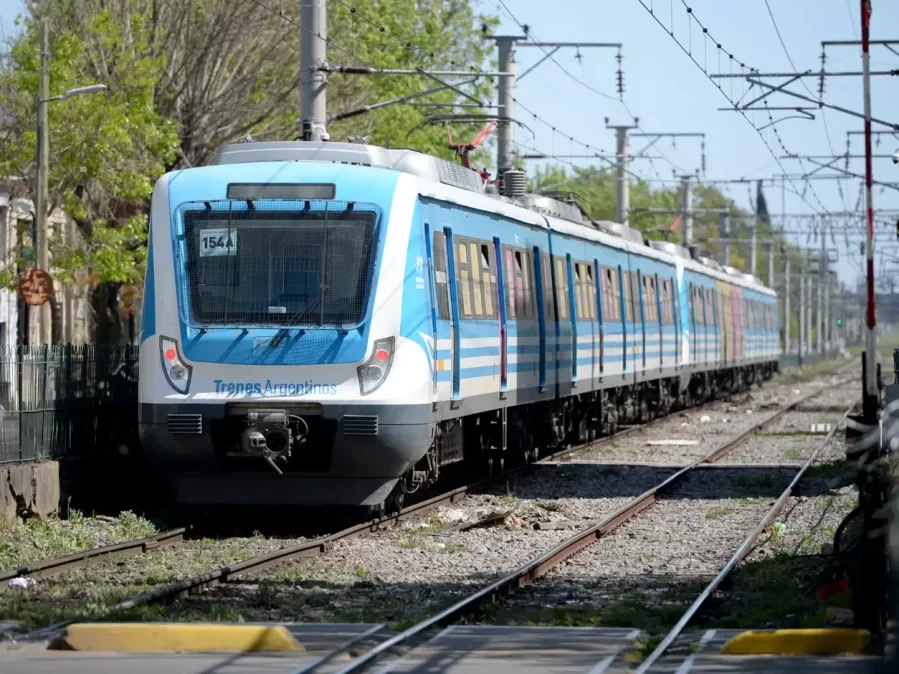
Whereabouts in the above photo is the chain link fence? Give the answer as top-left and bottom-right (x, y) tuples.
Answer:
(0, 345), (139, 465)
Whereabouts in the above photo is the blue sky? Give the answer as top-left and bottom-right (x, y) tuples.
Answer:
(3, 0), (898, 286)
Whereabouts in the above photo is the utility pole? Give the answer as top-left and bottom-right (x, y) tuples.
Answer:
(718, 212), (729, 265)
(495, 36), (519, 176)
(680, 176), (693, 248)
(783, 251), (790, 354)
(614, 126), (630, 226)
(603, 123), (637, 226)
(766, 241), (775, 287)
(300, 0), (328, 141)
(36, 18), (50, 346)
(749, 212), (758, 277)
(818, 237), (825, 355)
(799, 267), (806, 365)
(860, 0), (877, 409)
(807, 269), (813, 357)
(824, 273), (831, 352)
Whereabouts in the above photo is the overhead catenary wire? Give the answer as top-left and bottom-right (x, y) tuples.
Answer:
(634, 0), (830, 218)
(762, 0), (849, 212)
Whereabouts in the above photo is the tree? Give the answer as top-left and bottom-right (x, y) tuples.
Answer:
(0, 0), (498, 342)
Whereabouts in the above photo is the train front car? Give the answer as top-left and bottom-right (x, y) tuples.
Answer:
(138, 143), (432, 511)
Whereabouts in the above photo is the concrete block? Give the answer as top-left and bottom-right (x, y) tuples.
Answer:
(33, 461), (59, 520)
(7, 464), (35, 518)
(0, 467), (15, 528)
(0, 461), (60, 524)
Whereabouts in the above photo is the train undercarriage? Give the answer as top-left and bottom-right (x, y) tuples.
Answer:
(381, 362), (777, 515)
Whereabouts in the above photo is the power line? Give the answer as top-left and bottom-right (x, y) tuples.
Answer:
(762, 0), (848, 212)
(634, 0), (828, 217)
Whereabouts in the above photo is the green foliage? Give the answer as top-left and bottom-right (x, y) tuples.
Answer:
(0, 0), (498, 295)
(0, 5), (178, 287)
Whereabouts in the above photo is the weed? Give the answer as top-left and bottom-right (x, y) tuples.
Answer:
(443, 543), (467, 553)
(706, 506), (735, 519)
(625, 634), (662, 665)
(354, 566), (369, 578)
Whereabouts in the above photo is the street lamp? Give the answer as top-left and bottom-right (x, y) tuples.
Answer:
(33, 82), (107, 344)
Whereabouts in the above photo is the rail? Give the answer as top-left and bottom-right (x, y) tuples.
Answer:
(634, 402), (853, 673)
(9, 370), (849, 646)
(323, 379), (852, 673)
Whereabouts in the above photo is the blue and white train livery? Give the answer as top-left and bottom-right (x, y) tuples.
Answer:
(138, 140), (780, 512)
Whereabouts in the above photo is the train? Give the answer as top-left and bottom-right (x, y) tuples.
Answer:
(137, 139), (780, 513)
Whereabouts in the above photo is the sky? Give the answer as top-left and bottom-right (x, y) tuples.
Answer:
(3, 0), (898, 287)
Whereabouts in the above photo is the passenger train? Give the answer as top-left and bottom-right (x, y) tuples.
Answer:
(138, 140), (780, 512)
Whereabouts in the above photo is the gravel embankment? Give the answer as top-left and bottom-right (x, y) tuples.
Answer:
(569, 372), (852, 466)
(481, 468), (796, 630)
(168, 464), (679, 626)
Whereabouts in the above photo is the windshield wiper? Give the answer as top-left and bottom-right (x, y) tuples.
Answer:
(269, 294), (325, 347)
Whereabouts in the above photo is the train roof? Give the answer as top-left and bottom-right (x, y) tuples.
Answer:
(212, 140), (774, 297)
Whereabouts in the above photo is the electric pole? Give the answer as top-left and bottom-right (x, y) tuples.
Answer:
(36, 18), (50, 345)
(749, 212), (757, 276)
(605, 124), (637, 225)
(799, 266), (806, 365)
(860, 0), (877, 409)
(300, 0), (328, 141)
(680, 176), (693, 248)
(495, 36), (519, 176)
(783, 251), (790, 354)
(718, 212), (729, 266)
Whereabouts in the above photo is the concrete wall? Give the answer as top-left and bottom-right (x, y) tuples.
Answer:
(0, 461), (60, 526)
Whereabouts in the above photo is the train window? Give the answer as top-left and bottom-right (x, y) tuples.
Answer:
(601, 266), (619, 322)
(479, 243), (495, 318)
(456, 239), (473, 318)
(662, 279), (674, 324)
(504, 248), (516, 319)
(623, 272), (633, 323)
(432, 232), (451, 320)
(519, 250), (534, 318)
(630, 272), (641, 323)
(586, 265), (597, 321)
(573, 263), (584, 319)
(554, 257), (569, 320)
(468, 242), (484, 318)
(643, 275), (658, 323)
(541, 254), (555, 321)
(525, 250), (536, 318)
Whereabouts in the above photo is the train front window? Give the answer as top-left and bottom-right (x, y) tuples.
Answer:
(180, 206), (377, 327)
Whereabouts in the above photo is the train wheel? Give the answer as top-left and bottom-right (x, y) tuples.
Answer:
(385, 489), (405, 515)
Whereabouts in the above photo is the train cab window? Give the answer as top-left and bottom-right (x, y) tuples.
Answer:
(541, 254), (555, 321)
(432, 232), (451, 320)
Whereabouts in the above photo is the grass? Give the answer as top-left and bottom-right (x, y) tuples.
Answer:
(805, 459), (852, 482)
(706, 506), (735, 519)
(0, 509), (159, 571)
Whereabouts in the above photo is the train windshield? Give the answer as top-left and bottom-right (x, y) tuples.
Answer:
(180, 206), (377, 328)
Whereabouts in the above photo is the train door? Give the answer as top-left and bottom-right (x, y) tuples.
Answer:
(431, 227), (458, 399)
(494, 237), (508, 392)
(553, 254), (573, 393)
(690, 283), (700, 363)
(534, 247), (548, 389)
(654, 273), (663, 370)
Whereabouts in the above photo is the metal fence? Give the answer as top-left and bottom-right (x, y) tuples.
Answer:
(0, 345), (139, 465)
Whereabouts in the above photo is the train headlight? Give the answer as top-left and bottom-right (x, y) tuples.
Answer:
(357, 337), (394, 395)
(160, 336), (192, 394)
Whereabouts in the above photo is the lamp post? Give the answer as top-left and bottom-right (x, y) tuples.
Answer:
(34, 81), (106, 344)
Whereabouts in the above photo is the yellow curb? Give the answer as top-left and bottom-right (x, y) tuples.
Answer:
(720, 629), (870, 656)
(50, 623), (305, 653)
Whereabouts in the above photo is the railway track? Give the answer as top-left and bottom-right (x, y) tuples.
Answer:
(299, 378), (855, 673)
(5, 368), (850, 647)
